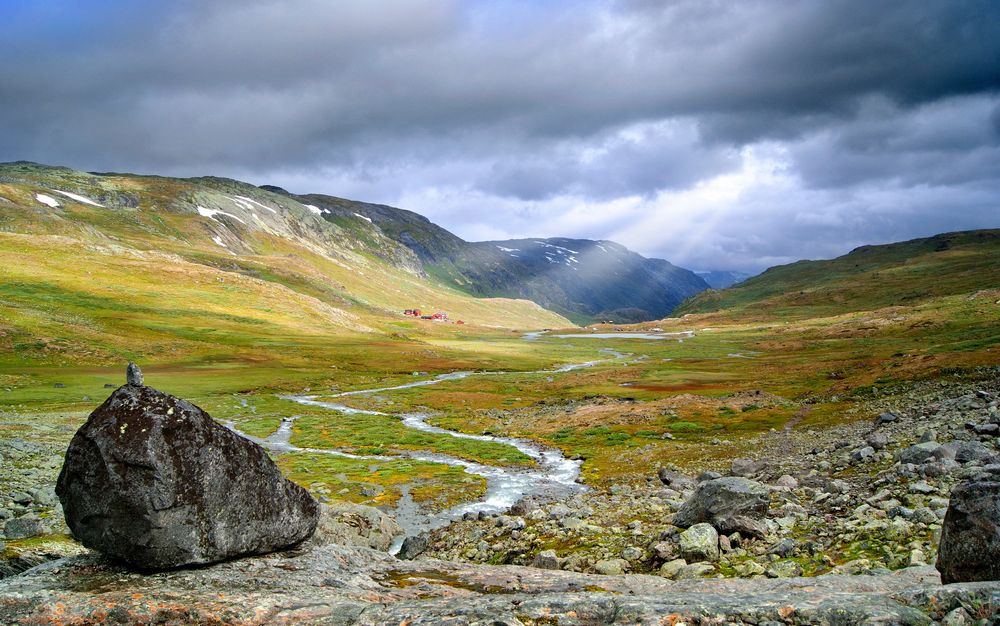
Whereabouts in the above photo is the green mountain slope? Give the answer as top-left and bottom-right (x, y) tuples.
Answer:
(675, 230), (1000, 320)
(289, 193), (709, 323)
(0, 161), (571, 371)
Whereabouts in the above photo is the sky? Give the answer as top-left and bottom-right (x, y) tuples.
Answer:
(1, 0), (998, 272)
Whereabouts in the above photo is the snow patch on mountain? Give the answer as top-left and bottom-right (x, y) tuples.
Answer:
(35, 193), (60, 208)
(197, 206), (246, 224)
(54, 190), (103, 207)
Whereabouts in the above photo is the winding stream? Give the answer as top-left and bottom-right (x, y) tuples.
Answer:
(230, 337), (689, 553)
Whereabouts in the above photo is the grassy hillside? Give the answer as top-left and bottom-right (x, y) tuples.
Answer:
(675, 230), (1000, 320)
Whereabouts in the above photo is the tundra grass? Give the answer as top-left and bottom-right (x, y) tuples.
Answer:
(277, 452), (487, 510)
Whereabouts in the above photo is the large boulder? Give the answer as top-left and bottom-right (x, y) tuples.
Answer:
(673, 477), (770, 538)
(55, 369), (319, 569)
(936, 470), (1000, 584)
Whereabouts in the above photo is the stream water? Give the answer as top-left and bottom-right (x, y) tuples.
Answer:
(231, 336), (689, 553)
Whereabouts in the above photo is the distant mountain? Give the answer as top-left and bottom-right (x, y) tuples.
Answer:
(294, 193), (709, 323)
(676, 230), (1000, 320)
(694, 270), (753, 289)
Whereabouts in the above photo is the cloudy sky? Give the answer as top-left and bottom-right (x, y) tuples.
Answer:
(2, 0), (998, 272)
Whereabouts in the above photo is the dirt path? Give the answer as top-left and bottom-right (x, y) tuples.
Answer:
(783, 405), (810, 433)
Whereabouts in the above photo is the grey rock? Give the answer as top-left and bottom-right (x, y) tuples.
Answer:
(532, 549), (559, 569)
(874, 411), (898, 426)
(657, 468), (695, 491)
(774, 474), (798, 489)
(729, 458), (763, 477)
(697, 471), (722, 482)
(768, 538), (797, 557)
(594, 558), (628, 575)
(3, 516), (47, 540)
(866, 432), (889, 451)
(908, 480), (936, 495)
(659, 557), (686, 579)
(673, 477), (770, 538)
(621, 546), (644, 562)
(973, 423), (1000, 436)
(510, 498), (538, 517)
(306, 502), (401, 551)
(398, 534), (428, 560)
(897, 442), (943, 464)
(766, 560), (803, 578)
(851, 446), (876, 462)
(0, 545), (991, 625)
(678, 523), (719, 562)
(651, 541), (675, 561)
(55, 383), (318, 569)
(126, 361), (143, 386)
(936, 472), (1000, 583)
(675, 562), (715, 579)
(950, 440), (998, 464)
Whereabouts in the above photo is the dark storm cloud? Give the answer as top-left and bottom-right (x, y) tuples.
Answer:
(0, 0), (997, 270)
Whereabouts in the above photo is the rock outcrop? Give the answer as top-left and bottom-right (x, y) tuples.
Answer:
(1, 543), (997, 625)
(307, 502), (402, 552)
(672, 477), (770, 538)
(936, 467), (1000, 584)
(55, 367), (319, 569)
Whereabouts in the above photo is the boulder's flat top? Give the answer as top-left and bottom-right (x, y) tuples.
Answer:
(1, 543), (997, 625)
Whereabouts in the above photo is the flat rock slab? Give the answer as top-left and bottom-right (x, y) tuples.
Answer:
(1, 543), (997, 625)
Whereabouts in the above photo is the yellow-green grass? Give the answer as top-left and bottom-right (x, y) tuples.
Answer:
(277, 452), (486, 510)
(678, 229), (1000, 321)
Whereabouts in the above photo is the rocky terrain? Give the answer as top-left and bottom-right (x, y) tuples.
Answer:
(410, 370), (1000, 586)
(1, 533), (998, 624)
(2, 371), (999, 623)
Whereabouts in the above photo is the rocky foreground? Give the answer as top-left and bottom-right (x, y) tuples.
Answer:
(413, 371), (1000, 585)
(2, 371), (1000, 623)
(1, 538), (998, 625)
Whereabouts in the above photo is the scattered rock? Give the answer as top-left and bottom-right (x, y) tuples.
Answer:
(594, 558), (628, 575)
(657, 468), (695, 490)
(398, 534), (429, 560)
(3, 517), (47, 540)
(673, 477), (770, 538)
(678, 523), (719, 562)
(774, 474), (798, 489)
(659, 558), (686, 579)
(897, 442), (944, 464)
(874, 411), (898, 426)
(766, 560), (803, 578)
(532, 549), (559, 569)
(729, 458), (763, 477)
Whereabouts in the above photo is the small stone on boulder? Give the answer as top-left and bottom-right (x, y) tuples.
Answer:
(126, 362), (143, 386)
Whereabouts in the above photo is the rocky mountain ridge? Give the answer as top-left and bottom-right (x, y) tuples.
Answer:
(290, 191), (709, 323)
